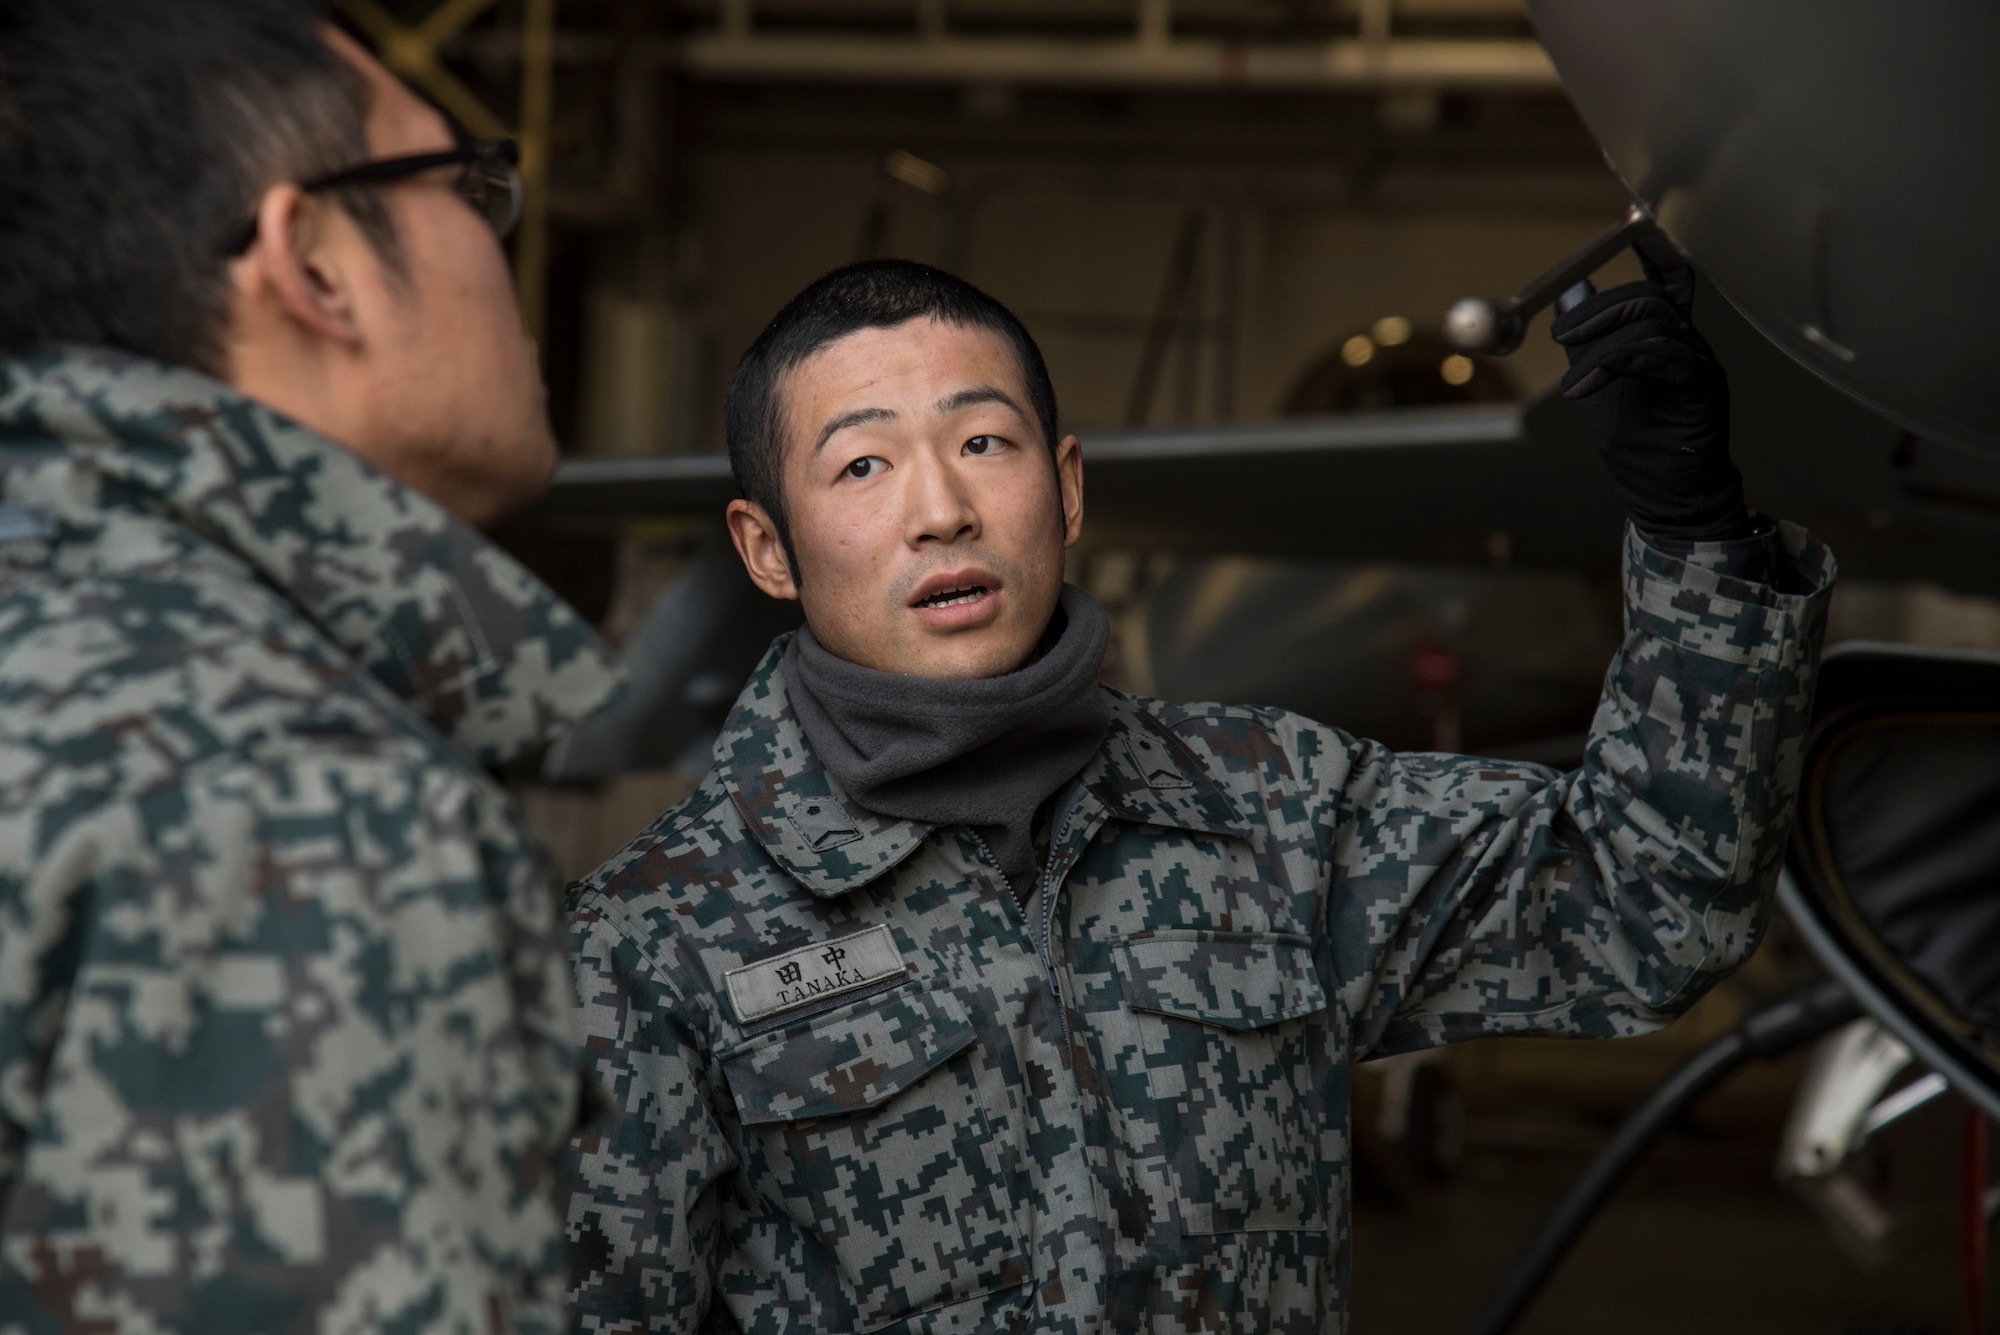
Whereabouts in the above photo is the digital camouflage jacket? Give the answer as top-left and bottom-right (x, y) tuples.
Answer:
(0, 349), (622, 1334)
(566, 524), (1833, 1335)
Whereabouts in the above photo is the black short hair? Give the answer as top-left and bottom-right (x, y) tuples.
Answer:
(724, 259), (1061, 561)
(0, 0), (392, 377)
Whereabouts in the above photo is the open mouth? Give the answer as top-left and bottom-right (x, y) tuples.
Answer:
(914, 584), (991, 610)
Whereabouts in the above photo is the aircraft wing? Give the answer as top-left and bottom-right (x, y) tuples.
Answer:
(528, 399), (1625, 565)
(516, 292), (2000, 594)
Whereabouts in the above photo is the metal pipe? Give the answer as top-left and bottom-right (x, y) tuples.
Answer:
(1862, 1070), (1951, 1139)
(1212, 199), (1242, 421)
(1359, 0), (1393, 46)
(676, 33), (1557, 90)
(1444, 202), (1653, 356)
(1125, 211), (1206, 427)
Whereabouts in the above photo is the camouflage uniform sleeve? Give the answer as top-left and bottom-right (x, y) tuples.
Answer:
(563, 896), (735, 1334)
(0, 747), (581, 1332)
(1321, 522), (1834, 1057)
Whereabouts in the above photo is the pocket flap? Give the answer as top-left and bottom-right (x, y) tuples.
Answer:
(1116, 932), (1327, 1032)
(722, 984), (978, 1126)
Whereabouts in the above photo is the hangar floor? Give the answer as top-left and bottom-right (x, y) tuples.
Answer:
(1353, 1110), (1963, 1334)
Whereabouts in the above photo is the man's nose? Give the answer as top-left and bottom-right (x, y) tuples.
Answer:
(904, 450), (979, 546)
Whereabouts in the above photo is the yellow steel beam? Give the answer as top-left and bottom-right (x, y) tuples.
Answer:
(677, 32), (1557, 90)
(516, 0), (557, 336)
(415, 0), (505, 45)
(335, 0), (557, 339)
(337, 0), (509, 143)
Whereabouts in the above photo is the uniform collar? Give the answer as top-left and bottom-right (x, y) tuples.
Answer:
(716, 638), (935, 898)
(716, 637), (1254, 898)
(0, 347), (623, 767)
(1081, 691), (1255, 840)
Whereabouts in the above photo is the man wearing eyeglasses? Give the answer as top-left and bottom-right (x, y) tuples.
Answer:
(0, 3), (620, 1330)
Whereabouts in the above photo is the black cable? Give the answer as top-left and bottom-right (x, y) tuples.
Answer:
(1463, 978), (1859, 1335)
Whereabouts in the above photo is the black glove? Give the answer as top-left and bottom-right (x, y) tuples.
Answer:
(1551, 233), (1753, 543)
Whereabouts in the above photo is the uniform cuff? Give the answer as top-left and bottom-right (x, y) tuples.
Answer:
(1640, 516), (1776, 585)
(1623, 520), (1835, 672)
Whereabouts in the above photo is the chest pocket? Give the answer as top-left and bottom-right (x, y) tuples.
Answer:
(1115, 930), (1331, 1235)
(720, 982), (1028, 1331)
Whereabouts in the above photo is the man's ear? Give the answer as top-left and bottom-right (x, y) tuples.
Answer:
(1055, 432), (1085, 548)
(726, 499), (800, 601)
(230, 184), (366, 349)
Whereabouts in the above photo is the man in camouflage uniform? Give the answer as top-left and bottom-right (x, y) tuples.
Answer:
(0, 4), (619, 1329)
(564, 256), (1832, 1331)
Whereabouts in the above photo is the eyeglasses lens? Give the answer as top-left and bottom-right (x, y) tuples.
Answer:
(459, 160), (522, 240)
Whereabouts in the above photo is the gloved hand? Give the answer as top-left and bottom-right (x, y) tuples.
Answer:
(1551, 233), (1753, 542)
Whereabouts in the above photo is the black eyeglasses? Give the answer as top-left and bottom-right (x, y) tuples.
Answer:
(221, 137), (521, 256)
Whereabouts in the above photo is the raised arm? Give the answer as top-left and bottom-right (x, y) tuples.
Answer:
(1319, 522), (1832, 1058)
(1309, 232), (1839, 1054)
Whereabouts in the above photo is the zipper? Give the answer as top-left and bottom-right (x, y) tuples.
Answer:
(965, 800), (1080, 1051)
(1037, 783), (1087, 1051)
(964, 828), (1003, 893)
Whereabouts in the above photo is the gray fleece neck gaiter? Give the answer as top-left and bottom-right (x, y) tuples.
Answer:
(784, 583), (1112, 899)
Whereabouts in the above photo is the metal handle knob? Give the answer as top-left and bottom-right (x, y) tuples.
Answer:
(1444, 203), (1654, 356)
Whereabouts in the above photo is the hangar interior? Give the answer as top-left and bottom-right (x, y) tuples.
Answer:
(345, 2), (2000, 1328)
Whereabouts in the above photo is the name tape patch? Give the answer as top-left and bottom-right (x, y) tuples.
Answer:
(725, 925), (907, 1025)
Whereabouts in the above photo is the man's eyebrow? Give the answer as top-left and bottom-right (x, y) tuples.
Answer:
(937, 386), (1027, 420)
(813, 406), (896, 454)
